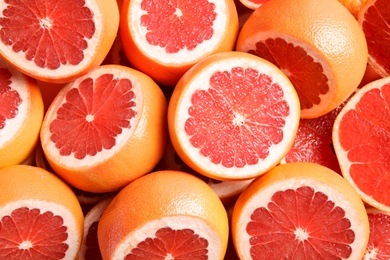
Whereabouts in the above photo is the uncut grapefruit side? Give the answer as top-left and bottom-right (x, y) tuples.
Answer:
(232, 162), (369, 259)
(168, 51), (300, 181)
(0, 57), (44, 168)
(40, 64), (168, 193)
(98, 170), (229, 259)
(358, 0), (390, 78)
(236, 0), (368, 118)
(0, 165), (84, 259)
(120, 0), (239, 87)
(0, 0), (119, 83)
(333, 76), (390, 212)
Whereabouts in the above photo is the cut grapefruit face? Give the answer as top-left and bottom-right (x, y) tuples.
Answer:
(232, 162), (369, 259)
(236, 0), (368, 118)
(0, 57), (43, 168)
(120, 0), (239, 86)
(168, 51), (300, 180)
(98, 170), (229, 259)
(0, 165), (84, 259)
(41, 64), (168, 192)
(0, 0), (119, 83)
(333, 77), (390, 212)
(358, 0), (390, 77)
(364, 207), (390, 259)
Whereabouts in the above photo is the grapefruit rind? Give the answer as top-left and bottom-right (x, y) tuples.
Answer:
(112, 215), (222, 259)
(169, 52), (300, 180)
(0, 200), (81, 259)
(332, 77), (390, 212)
(232, 162), (369, 260)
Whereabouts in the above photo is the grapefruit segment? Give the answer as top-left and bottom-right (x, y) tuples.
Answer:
(333, 77), (390, 211)
(364, 207), (390, 259)
(0, 0), (120, 83)
(168, 51), (300, 180)
(232, 162), (369, 259)
(41, 64), (168, 193)
(358, 0), (390, 77)
(0, 165), (84, 259)
(0, 57), (44, 168)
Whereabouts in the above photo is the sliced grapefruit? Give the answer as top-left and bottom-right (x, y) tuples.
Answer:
(364, 207), (390, 259)
(40, 64), (168, 193)
(232, 162), (369, 259)
(0, 57), (44, 168)
(358, 0), (390, 78)
(0, 165), (84, 259)
(338, 0), (368, 17)
(168, 51), (300, 180)
(98, 170), (229, 259)
(119, 0), (239, 87)
(236, 0), (368, 118)
(333, 77), (390, 212)
(0, 0), (119, 83)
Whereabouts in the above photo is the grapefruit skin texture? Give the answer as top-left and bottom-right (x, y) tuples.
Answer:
(98, 170), (229, 260)
(41, 65), (168, 193)
(0, 76), (44, 168)
(236, 0), (368, 118)
(0, 165), (84, 259)
(0, 0), (120, 84)
(232, 162), (369, 260)
(119, 0), (239, 87)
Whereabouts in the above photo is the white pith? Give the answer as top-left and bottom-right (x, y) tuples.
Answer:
(333, 77), (390, 212)
(174, 57), (300, 179)
(41, 66), (144, 168)
(0, 59), (29, 148)
(209, 178), (254, 200)
(112, 215), (222, 259)
(129, 0), (229, 65)
(0, 200), (81, 259)
(238, 32), (337, 118)
(0, 0), (103, 79)
(235, 178), (368, 260)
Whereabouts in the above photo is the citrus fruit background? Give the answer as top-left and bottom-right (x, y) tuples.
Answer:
(0, 0), (389, 258)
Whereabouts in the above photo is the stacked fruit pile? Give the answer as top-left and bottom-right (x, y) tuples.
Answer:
(0, 0), (389, 259)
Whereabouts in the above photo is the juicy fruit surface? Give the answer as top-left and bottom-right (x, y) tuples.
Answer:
(334, 80), (390, 210)
(359, 0), (390, 77)
(185, 68), (291, 167)
(0, 66), (22, 133)
(364, 208), (390, 258)
(0, 0), (95, 70)
(49, 73), (136, 160)
(0, 206), (69, 259)
(232, 162), (369, 260)
(247, 186), (354, 258)
(139, 0), (216, 54)
(169, 52), (300, 180)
